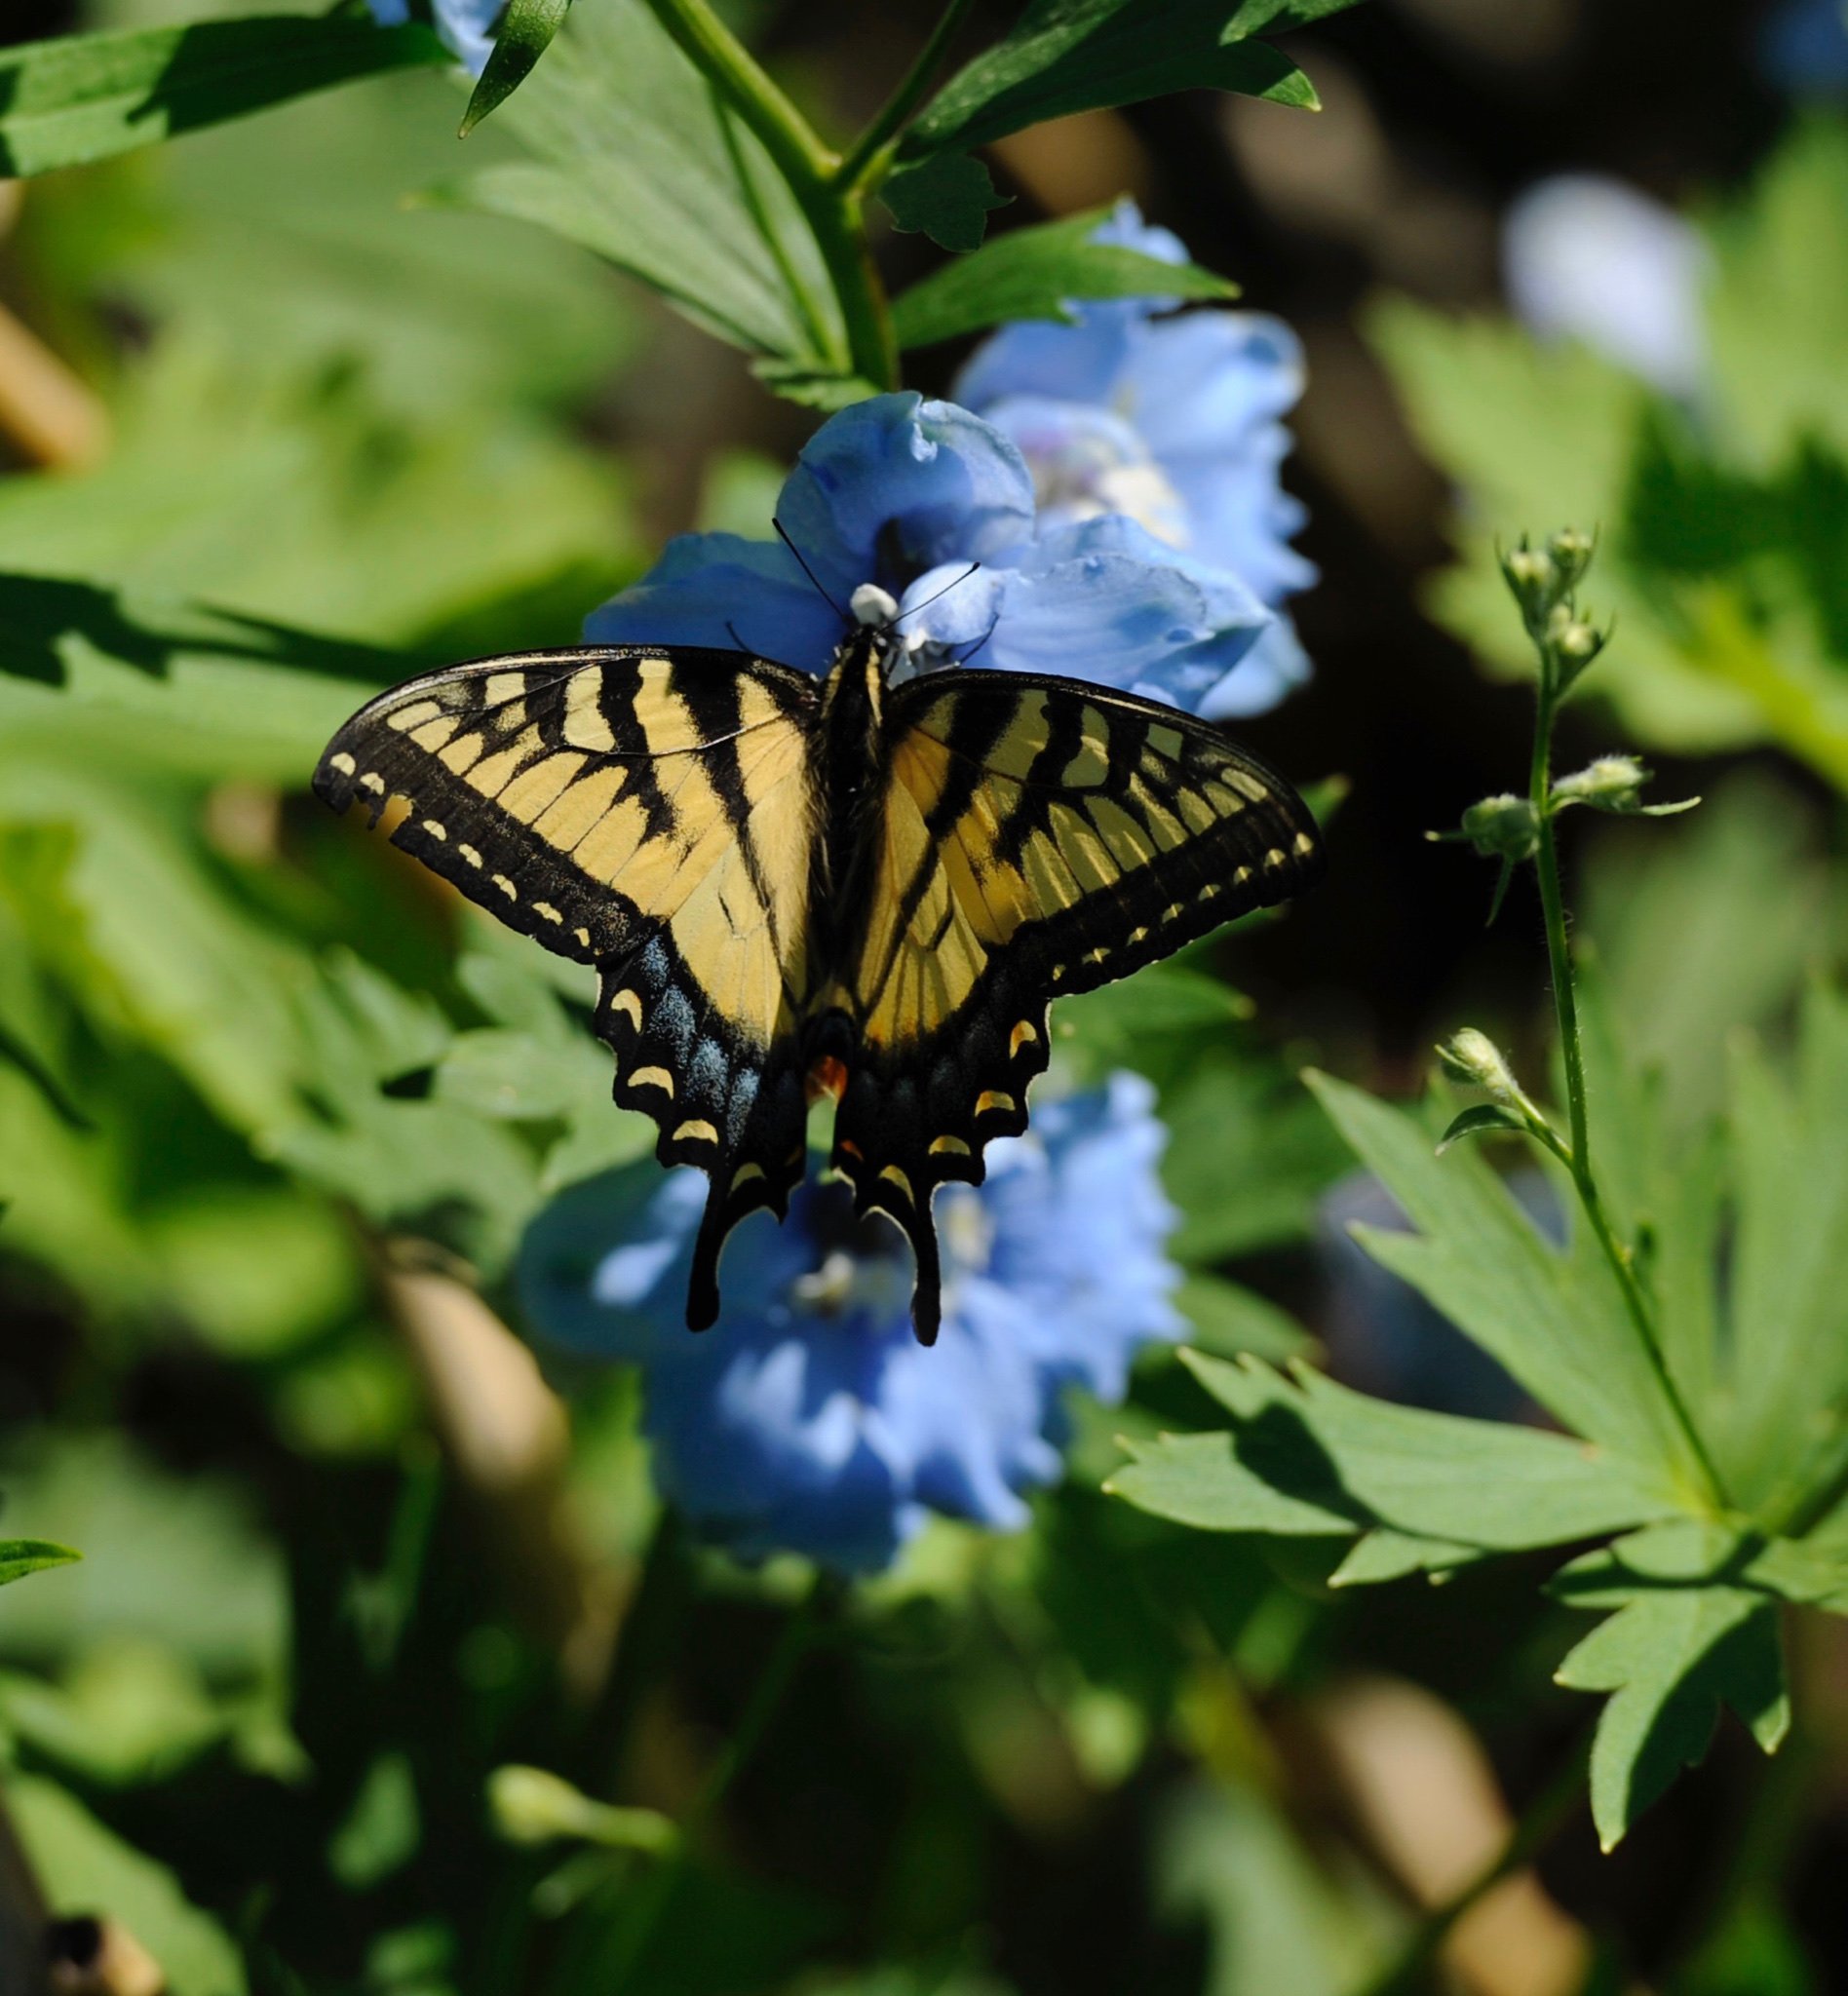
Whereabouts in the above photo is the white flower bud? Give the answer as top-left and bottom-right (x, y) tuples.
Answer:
(1554, 754), (1647, 807)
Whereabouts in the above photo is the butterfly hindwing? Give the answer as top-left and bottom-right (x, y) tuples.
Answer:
(313, 646), (824, 1320)
(829, 670), (1325, 1337)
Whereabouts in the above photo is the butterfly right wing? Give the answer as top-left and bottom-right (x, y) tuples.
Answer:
(828, 669), (1324, 1340)
(313, 645), (825, 1324)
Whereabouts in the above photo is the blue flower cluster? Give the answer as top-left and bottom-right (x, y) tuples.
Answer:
(954, 205), (1317, 717)
(589, 207), (1314, 721)
(522, 207), (1313, 1572)
(519, 1076), (1183, 1574)
(367, 0), (500, 76)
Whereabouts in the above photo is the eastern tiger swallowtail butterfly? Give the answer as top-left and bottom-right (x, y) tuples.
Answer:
(314, 595), (1324, 1341)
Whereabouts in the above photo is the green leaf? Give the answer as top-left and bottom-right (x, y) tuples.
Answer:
(0, 1540), (80, 1588)
(901, 0), (1363, 163)
(1174, 1275), (1314, 1365)
(1367, 123), (1848, 789)
(431, 0), (839, 363)
(1552, 1522), (1790, 1850)
(750, 359), (885, 411)
(0, 328), (635, 758)
(1165, 1059), (1349, 1263)
(1434, 1102), (1527, 1153)
(880, 152), (1013, 254)
(1107, 1351), (1678, 1557)
(1157, 1780), (1377, 1996)
(1585, 769), (1828, 1130)
(1059, 961), (1252, 1076)
(8, 1773), (249, 1996)
(1714, 984), (1848, 1520)
(0, 573), (402, 775)
(0, 17), (447, 179)
(1306, 1070), (1715, 1491)
(461, 0), (570, 135)
(891, 209), (1234, 349)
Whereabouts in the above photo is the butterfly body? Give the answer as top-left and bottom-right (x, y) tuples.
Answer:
(316, 620), (1323, 1342)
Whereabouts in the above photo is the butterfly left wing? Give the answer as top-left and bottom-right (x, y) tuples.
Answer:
(313, 645), (825, 1324)
(828, 669), (1324, 1341)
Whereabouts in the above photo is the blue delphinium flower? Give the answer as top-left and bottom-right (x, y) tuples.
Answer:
(952, 203), (1317, 720)
(587, 392), (1273, 718)
(518, 1074), (1183, 1574)
(367, 0), (500, 76)
(1502, 175), (1708, 400)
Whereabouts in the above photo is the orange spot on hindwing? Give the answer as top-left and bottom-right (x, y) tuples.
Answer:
(806, 1055), (849, 1104)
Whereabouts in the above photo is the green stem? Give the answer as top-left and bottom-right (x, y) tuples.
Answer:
(1347, 1732), (1588, 1996)
(605, 1572), (836, 1993)
(835, 0), (980, 194)
(638, 0), (899, 389)
(1528, 680), (1727, 1514)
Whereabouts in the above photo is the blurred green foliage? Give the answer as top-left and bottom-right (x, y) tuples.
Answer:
(1376, 121), (1848, 791)
(3, 1), (1847, 1991)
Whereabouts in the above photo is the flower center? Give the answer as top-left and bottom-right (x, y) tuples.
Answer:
(1014, 412), (1189, 551)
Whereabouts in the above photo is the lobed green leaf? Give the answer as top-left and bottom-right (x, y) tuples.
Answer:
(900, 1), (1358, 163)
(0, 17), (446, 179)
(1307, 1069), (1716, 1493)
(1107, 1350), (1679, 1561)
(1553, 1522), (1791, 1849)
(431, 0), (841, 366)
(880, 152), (1013, 253)
(891, 210), (1234, 349)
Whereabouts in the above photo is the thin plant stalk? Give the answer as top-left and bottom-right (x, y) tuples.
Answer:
(1525, 647), (1727, 1513)
(835, 0), (980, 192)
(638, 0), (900, 390)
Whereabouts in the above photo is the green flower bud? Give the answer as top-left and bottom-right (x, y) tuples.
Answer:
(1556, 620), (1602, 663)
(1436, 1027), (1521, 1105)
(1501, 544), (1559, 620)
(1546, 527), (1596, 590)
(1551, 754), (1698, 819)
(1459, 792), (1540, 861)
(488, 1766), (677, 1852)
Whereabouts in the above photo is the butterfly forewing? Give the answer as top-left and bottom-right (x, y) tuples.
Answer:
(828, 670), (1324, 1336)
(313, 645), (825, 1318)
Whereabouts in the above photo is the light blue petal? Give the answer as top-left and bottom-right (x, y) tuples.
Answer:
(367, 0), (499, 74)
(775, 393), (1038, 597)
(517, 1069), (1182, 1575)
(1107, 312), (1316, 600)
(584, 531), (846, 675)
(954, 315), (1137, 415)
(431, 0), (499, 75)
(1199, 613), (1311, 721)
(905, 517), (1271, 712)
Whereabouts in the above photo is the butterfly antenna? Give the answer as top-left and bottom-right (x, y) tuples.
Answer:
(893, 561), (982, 629)
(773, 517), (849, 626)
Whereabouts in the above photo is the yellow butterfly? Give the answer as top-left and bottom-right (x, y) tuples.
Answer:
(315, 598), (1323, 1339)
